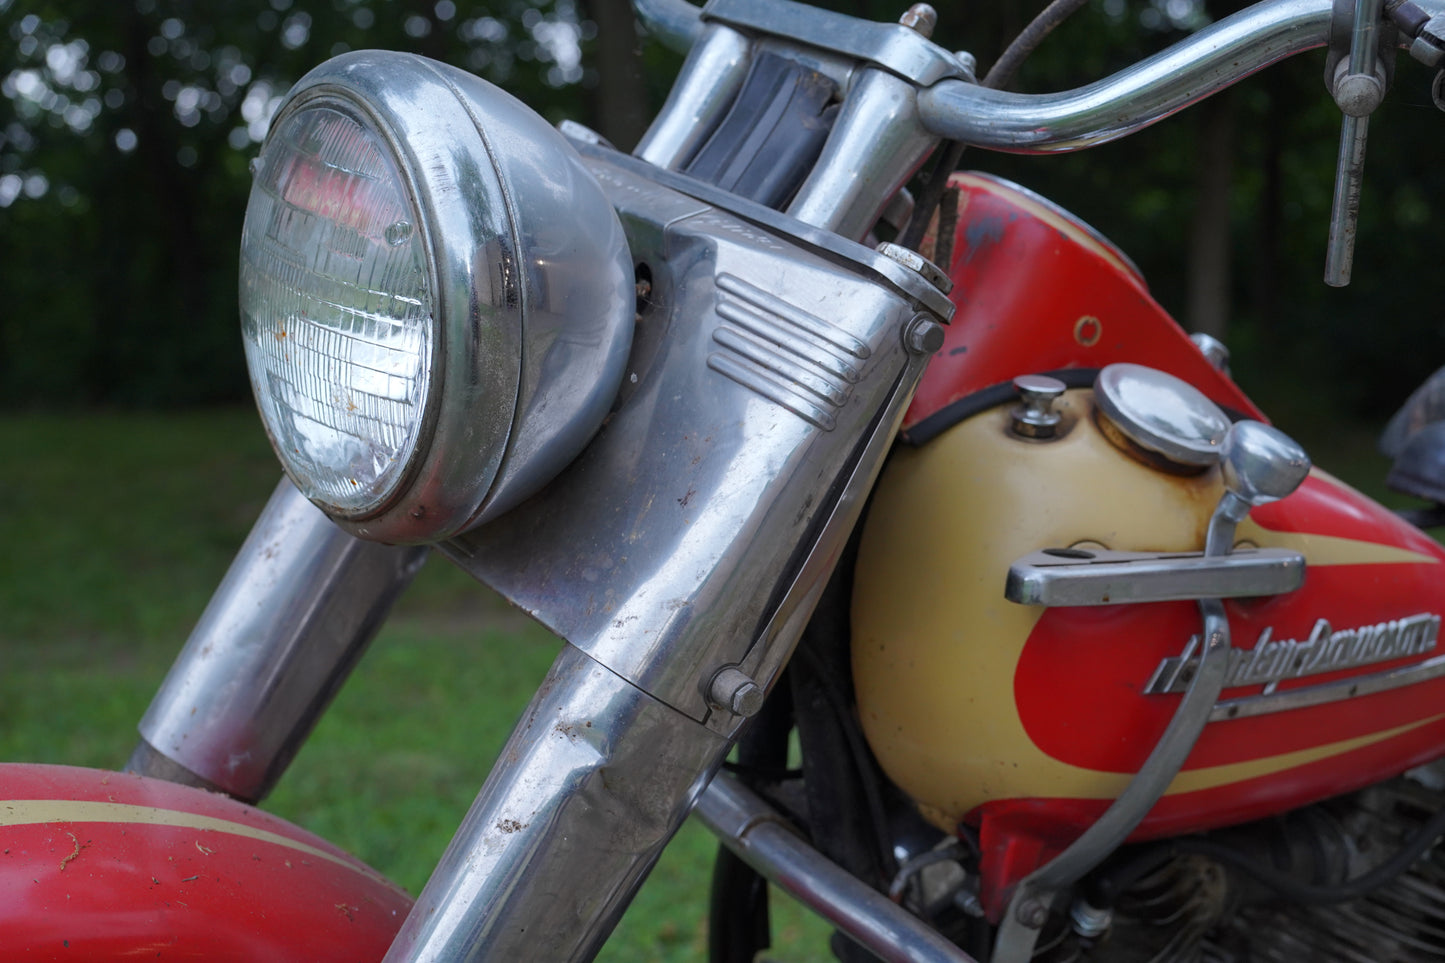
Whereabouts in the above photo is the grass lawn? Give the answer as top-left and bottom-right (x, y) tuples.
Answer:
(0, 403), (1411, 961)
(0, 407), (833, 962)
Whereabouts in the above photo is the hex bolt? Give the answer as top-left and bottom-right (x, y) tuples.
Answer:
(1070, 898), (1112, 938)
(899, 3), (938, 37)
(708, 667), (764, 717)
(1016, 897), (1050, 929)
(875, 241), (953, 295)
(904, 315), (945, 356)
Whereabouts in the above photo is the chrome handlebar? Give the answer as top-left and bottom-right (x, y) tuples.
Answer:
(634, 0), (1429, 281)
(633, 0), (1381, 153)
(916, 0), (1334, 152)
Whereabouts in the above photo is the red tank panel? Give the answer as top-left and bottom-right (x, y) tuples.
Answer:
(0, 764), (411, 961)
(905, 172), (1263, 432)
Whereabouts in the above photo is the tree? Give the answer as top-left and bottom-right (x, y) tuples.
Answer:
(0, 0), (610, 406)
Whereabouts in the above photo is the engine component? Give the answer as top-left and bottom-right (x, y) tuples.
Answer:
(1050, 773), (1445, 962)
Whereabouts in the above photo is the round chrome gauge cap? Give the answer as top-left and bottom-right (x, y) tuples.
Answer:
(1093, 363), (1230, 469)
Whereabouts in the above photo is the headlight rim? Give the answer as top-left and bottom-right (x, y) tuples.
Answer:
(241, 49), (634, 545)
(245, 52), (529, 535)
(245, 90), (446, 522)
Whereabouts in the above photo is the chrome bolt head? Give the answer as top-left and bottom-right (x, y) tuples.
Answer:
(1332, 60), (1385, 117)
(1188, 331), (1231, 374)
(1220, 420), (1311, 509)
(904, 315), (945, 355)
(709, 667), (764, 717)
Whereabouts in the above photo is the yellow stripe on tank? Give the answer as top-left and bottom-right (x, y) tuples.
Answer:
(0, 799), (386, 883)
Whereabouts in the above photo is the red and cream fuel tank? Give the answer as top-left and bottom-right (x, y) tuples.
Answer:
(852, 172), (1445, 907)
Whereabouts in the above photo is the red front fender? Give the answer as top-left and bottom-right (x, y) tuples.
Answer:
(0, 763), (411, 961)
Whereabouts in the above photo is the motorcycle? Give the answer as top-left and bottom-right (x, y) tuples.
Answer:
(7, 0), (1445, 959)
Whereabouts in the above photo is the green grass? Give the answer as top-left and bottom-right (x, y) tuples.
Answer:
(1, 405), (1411, 961)
(0, 408), (833, 962)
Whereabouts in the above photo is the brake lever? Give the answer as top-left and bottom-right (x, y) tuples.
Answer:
(1324, 0), (1392, 286)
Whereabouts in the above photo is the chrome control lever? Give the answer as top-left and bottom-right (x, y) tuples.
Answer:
(1204, 420), (1312, 556)
(1325, 0), (1391, 285)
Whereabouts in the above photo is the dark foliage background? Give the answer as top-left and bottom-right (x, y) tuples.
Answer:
(1, 0), (1442, 418)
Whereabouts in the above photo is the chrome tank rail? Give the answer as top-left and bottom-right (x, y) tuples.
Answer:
(443, 144), (950, 729)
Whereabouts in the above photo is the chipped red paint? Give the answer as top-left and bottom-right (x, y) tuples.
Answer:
(0, 764), (411, 961)
(906, 172), (1263, 430)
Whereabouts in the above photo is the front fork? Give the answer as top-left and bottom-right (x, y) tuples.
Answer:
(129, 477), (427, 802)
(129, 477), (731, 962)
(130, 363), (931, 963)
(132, 144), (954, 960)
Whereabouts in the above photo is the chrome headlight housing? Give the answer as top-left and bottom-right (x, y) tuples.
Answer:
(239, 51), (634, 543)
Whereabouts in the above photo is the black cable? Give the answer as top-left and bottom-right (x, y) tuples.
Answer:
(898, 140), (967, 252)
(982, 0), (1094, 93)
(792, 640), (898, 879)
(899, 0), (1093, 253)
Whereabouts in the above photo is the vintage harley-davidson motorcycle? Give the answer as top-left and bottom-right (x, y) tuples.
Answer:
(9, 0), (1445, 960)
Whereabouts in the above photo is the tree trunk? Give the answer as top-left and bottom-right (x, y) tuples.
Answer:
(1186, 89), (1237, 339)
(581, 0), (650, 152)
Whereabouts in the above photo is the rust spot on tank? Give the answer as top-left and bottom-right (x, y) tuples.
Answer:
(58, 831), (85, 871)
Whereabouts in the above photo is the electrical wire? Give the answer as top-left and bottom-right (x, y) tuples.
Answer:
(900, 0), (1093, 252)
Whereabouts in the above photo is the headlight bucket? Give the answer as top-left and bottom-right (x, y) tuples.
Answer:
(240, 51), (634, 543)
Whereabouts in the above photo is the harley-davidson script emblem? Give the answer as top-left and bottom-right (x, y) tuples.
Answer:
(1146, 614), (1442, 702)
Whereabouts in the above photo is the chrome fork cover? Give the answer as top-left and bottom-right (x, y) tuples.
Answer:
(444, 141), (951, 728)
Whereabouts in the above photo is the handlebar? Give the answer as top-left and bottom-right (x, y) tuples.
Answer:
(924, 0), (1334, 152)
(635, 0), (1368, 154)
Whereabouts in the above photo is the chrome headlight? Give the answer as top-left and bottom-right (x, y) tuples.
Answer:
(239, 51), (634, 543)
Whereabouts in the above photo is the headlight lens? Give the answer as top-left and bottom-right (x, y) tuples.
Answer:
(237, 52), (635, 543)
(240, 105), (433, 516)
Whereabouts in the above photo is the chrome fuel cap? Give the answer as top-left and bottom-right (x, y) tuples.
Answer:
(1093, 363), (1230, 469)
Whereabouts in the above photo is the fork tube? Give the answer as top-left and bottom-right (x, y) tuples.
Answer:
(384, 642), (730, 963)
(129, 477), (428, 802)
(634, 23), (752, 170)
